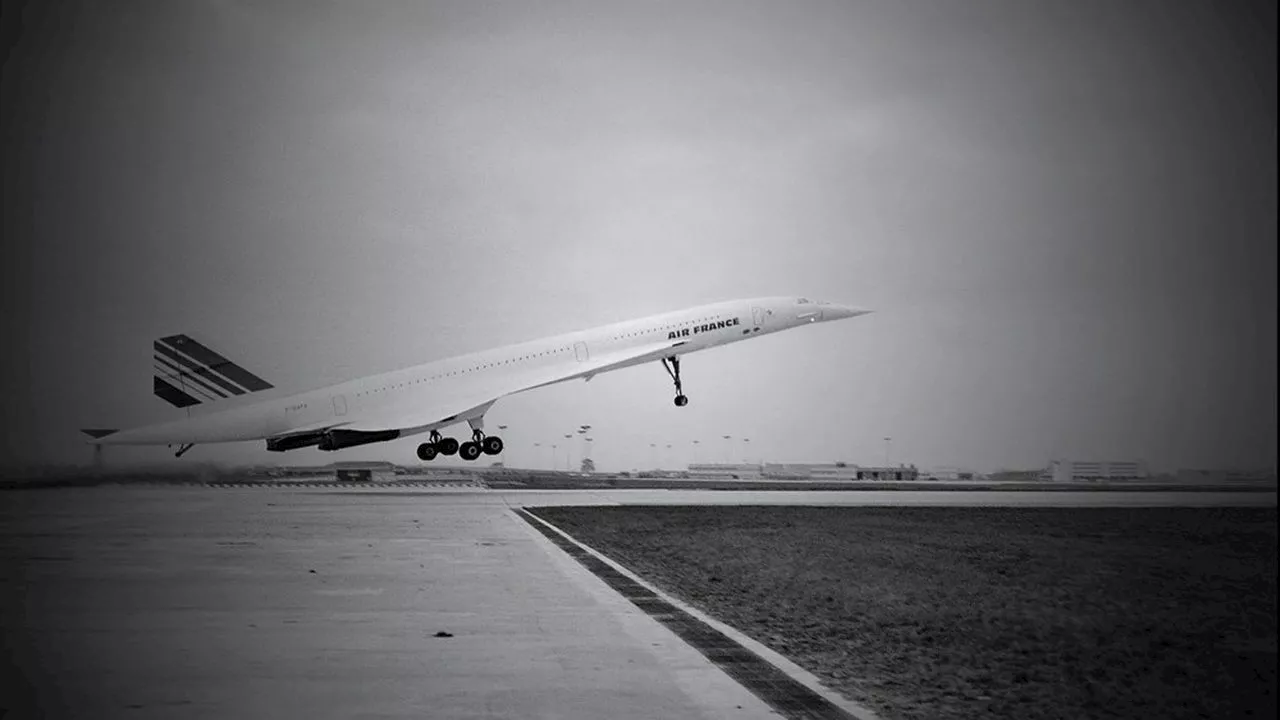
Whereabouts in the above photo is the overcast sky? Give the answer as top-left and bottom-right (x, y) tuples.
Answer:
(3, 0), (1275, 474)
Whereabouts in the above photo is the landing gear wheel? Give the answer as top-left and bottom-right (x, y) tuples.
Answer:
(437, 437), (459, 455)
(674, 394), (688, 407)
(481, 436), (504, 455)
(417, 443), (438, 461)
(459, 441), (482, 461)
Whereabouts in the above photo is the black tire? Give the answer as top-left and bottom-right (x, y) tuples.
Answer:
(417, 443), (438, 461)
(481, 436), (504, 455)
(438, 437), (459, 455)
(674, 394), (689, 407)
(459, 441), (481, 461)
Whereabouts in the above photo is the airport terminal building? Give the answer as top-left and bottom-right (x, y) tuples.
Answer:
(685, 463), (920, 481)
(1043, 460), (1148, 483)
(919, 467), (981, 482)
(1175, 468), (1277, 484)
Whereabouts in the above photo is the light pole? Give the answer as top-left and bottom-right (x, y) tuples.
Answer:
(665, 444), (672, 472)
(691, 439), (700, 465)
(564, 434), (573, 471)
(533, 442), (541, 469)
(884, 436), (892, 467)
(497, 425), (508, 465)
(743, 438), (750, 464)
(584, 437), (594, 472)
(722, 435), (732, 464)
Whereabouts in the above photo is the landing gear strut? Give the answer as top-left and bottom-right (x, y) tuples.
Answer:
(662, 356), (688, 407)
(174, 443), (195, 458)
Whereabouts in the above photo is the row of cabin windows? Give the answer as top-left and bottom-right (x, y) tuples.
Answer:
(610, 315), (723, 341)
(360, 314), (731, 397)
(338, 315), (740, 401)
(353, 345), (575, 398)
(345, 315), (734, 400)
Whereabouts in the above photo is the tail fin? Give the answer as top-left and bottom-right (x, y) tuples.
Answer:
(152, 334), (274, 409)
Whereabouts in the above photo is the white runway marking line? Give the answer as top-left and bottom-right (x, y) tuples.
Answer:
(520, 507), (885, 720)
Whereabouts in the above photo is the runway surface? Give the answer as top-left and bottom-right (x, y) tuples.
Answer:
(2, 487), (1273, 719)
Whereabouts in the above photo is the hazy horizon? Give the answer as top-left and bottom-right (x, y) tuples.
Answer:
(3, 0), (1275, 475)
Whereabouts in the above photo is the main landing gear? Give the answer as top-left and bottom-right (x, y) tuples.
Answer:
(417, 429), (503, 462)
(416, 431), (458, 461)
(662, 356), (689, 407)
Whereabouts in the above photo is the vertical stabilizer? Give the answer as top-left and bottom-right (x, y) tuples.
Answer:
(152, 335), (273, 409)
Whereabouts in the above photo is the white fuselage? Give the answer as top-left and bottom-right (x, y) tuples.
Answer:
(97, 297), (867, 447)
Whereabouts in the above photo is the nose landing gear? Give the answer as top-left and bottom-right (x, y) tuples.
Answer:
(662, 356), (689, 407)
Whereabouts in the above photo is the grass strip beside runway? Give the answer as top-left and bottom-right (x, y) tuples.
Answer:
(532, 505), (1276, 720)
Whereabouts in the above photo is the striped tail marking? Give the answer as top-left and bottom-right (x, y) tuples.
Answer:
(153, 334), (273, 409)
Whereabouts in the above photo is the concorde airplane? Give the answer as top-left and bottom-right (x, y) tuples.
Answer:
(82, 297), (869, 461)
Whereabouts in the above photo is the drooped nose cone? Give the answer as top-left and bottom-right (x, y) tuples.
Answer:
(824, 304), (872, 321)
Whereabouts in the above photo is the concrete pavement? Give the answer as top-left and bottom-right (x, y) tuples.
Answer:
(2, 487), (778, 720)
(2, 486), (1273, 719)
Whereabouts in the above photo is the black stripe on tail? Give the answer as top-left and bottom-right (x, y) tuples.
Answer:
(153, 344), (241, 397)
(151, 335), (272, 409)
(159, 335), (273, 392)
(155, 377), (201, 408)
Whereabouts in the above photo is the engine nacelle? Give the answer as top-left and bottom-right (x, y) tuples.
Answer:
(316, 429), (401, 452)
(266, 431), (326, 452)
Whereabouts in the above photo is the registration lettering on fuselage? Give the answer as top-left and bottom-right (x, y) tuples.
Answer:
(668, 317), (740, 340)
